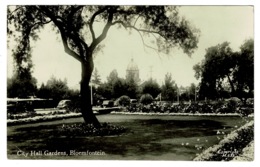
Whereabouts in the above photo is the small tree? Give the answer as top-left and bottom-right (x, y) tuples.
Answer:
(113, 78), (127, 98)
(161, 73), (178, 101)
(37, 76), (69, 102)
(7, 72), (37, 98)
(91, 68), (101, 85)
(125, 74), (139, 99)
(142, 78), (161, 98)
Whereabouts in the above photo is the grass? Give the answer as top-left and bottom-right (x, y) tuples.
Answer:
(7, 114), (251, 160)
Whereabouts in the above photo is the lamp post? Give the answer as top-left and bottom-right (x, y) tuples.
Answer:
(195, 86), (197, 102)
(177, 87), (179, 104)
(90, 82), (93, 105)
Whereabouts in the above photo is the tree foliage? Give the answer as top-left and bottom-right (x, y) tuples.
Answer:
(141, 78), (161, 98)
(37, 76), (69, 101)
(194, 39), (254, 102)
(125, 74), (139, 99)
(97, 69), (140, 99)
(233, 39), (254, 101)
(97, 69), (128, 99)
(193, 42), (236, 99)
(179, 83), (197, 101)
(91, 68), (101, 85)
(161, 73), (178, 101)
(7, 71), (37, 98)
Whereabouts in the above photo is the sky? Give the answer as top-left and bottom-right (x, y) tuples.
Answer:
(7, 6), (254, 90)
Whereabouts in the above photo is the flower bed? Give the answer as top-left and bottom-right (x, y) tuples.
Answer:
(122, 101), (254, 117)
(55, 123), (127, 137)
(193, 120), (254, 161)
(8, 109), (253, 126)
(7, 112), (82, 125)
(111, 111), (244, 117)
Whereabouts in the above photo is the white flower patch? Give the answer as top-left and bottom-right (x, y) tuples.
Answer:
(111, 111), (241, 117)
(7, 113), (82, 125)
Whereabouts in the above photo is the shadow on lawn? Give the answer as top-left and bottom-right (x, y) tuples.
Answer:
(7, 118), (232, 159)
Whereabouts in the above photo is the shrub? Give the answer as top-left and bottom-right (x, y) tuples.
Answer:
(238, 107), (254, 117)
(226, 98), (240, 113)
(140, 94), (154, 105)
(246, 98), (254, 107)
(184, 103), (200, 113)
(118, 95), (131, 106)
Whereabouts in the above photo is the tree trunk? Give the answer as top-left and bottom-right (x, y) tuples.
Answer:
(80, 60), (101, 127)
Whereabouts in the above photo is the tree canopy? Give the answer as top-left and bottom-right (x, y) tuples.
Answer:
(91, 68), (101, 85)
(161, 73), (178, 101)
(37, 76), (69, 101)
(141, 78), (161, 98)
(194, 39), (254, 102)
(7, 70), (37, 98)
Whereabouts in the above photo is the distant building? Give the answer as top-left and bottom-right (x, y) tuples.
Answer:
(126, 58), (140, 83)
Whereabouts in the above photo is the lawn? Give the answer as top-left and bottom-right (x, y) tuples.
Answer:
(7, 114), (251, 160)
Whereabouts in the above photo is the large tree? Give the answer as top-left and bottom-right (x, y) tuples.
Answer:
(193, 42), (236, 99)
(8, 6), (199, 127)
(194, 40), (254, 102)
(233, 39), (254, 103)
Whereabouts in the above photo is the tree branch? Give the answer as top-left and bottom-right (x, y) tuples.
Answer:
(7, 6), (25, 20)
(32, 19), (52, 28)
(89, 7), (109, 42)
(133, 15), (141, 27)
(60, 32), (83, 63)
(90, 9), (113, 51)
(36, 6), (83, 63)
(112, 20), (161, 54)
(111, 20), (160, 35)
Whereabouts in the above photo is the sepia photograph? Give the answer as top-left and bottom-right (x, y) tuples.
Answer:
(5, 2), (254, 162)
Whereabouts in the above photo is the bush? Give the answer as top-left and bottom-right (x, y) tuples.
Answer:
(118, 95), (131, 106)
(246, 98), (254, 107)
(184, 103), (200, 113)
(226, 98), (240, 113)
(238, 107), (254, 117)
(140, 94), (154, 105)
